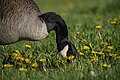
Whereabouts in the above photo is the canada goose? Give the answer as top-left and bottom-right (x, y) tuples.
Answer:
(0, 0), (78, 62)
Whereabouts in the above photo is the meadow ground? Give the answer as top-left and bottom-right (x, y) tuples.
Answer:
(0, 0), (120, 80)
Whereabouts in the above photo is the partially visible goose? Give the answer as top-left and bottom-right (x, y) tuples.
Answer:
(0, 0), (78, 62)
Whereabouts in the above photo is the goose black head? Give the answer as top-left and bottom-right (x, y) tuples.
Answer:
(39, 12), (78, 62)
(59, 41), (78, 63)
(66, 42), (78, 62)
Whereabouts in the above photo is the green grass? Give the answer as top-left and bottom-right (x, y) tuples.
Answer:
(0, 0), (120, 80)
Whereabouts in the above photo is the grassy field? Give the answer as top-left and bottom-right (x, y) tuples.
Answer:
(0, 0), (120, 80)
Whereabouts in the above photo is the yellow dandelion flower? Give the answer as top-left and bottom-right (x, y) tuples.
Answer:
(25, 58), (31, 64)
(91, 51), (99, 54)
(3, 64), (13, 68)
(19, 57), (24, 62)
(100, 42), (108, 45)
(109, 54), (117, 57)
(31, 63), (38, 68)
(90, 59), (96, 62)
(12, 53), (19, 57)
(66, 55), (75, 61)
(92, 51), (104, 55)
(40, 58), (46, 63)
(19, 68), (27, 72)
(14, 50), (20, 53)
(89, 56), (97, 62)
(83, 45), (90, 50)
(110, 18), (118, 25)
(12, 53), (21, 59)
(97, 52), (104, 55)
(108, 46), (113, 50)
(15, 56), (22, 60)
(110, 21), (117, 25)
(25, 44), (32, 49)
(103, 64), (111, 68)
(96, 25), (102, 29)
(79, 52), (85, 56)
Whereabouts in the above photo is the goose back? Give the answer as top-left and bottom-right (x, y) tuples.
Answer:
(0, 0), (48, 44)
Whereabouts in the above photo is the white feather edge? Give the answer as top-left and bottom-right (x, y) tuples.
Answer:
(59, 45), (69, 59)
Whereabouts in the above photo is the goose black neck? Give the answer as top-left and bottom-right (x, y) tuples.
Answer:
(55, 20), (69, 52)
(39, 12), (69, 52)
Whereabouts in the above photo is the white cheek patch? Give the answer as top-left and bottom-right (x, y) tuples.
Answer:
(59, 45), (69, 59)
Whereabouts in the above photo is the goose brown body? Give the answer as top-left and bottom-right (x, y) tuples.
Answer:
(0, 0), (78, 61)
(0, 0), (48, 45)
